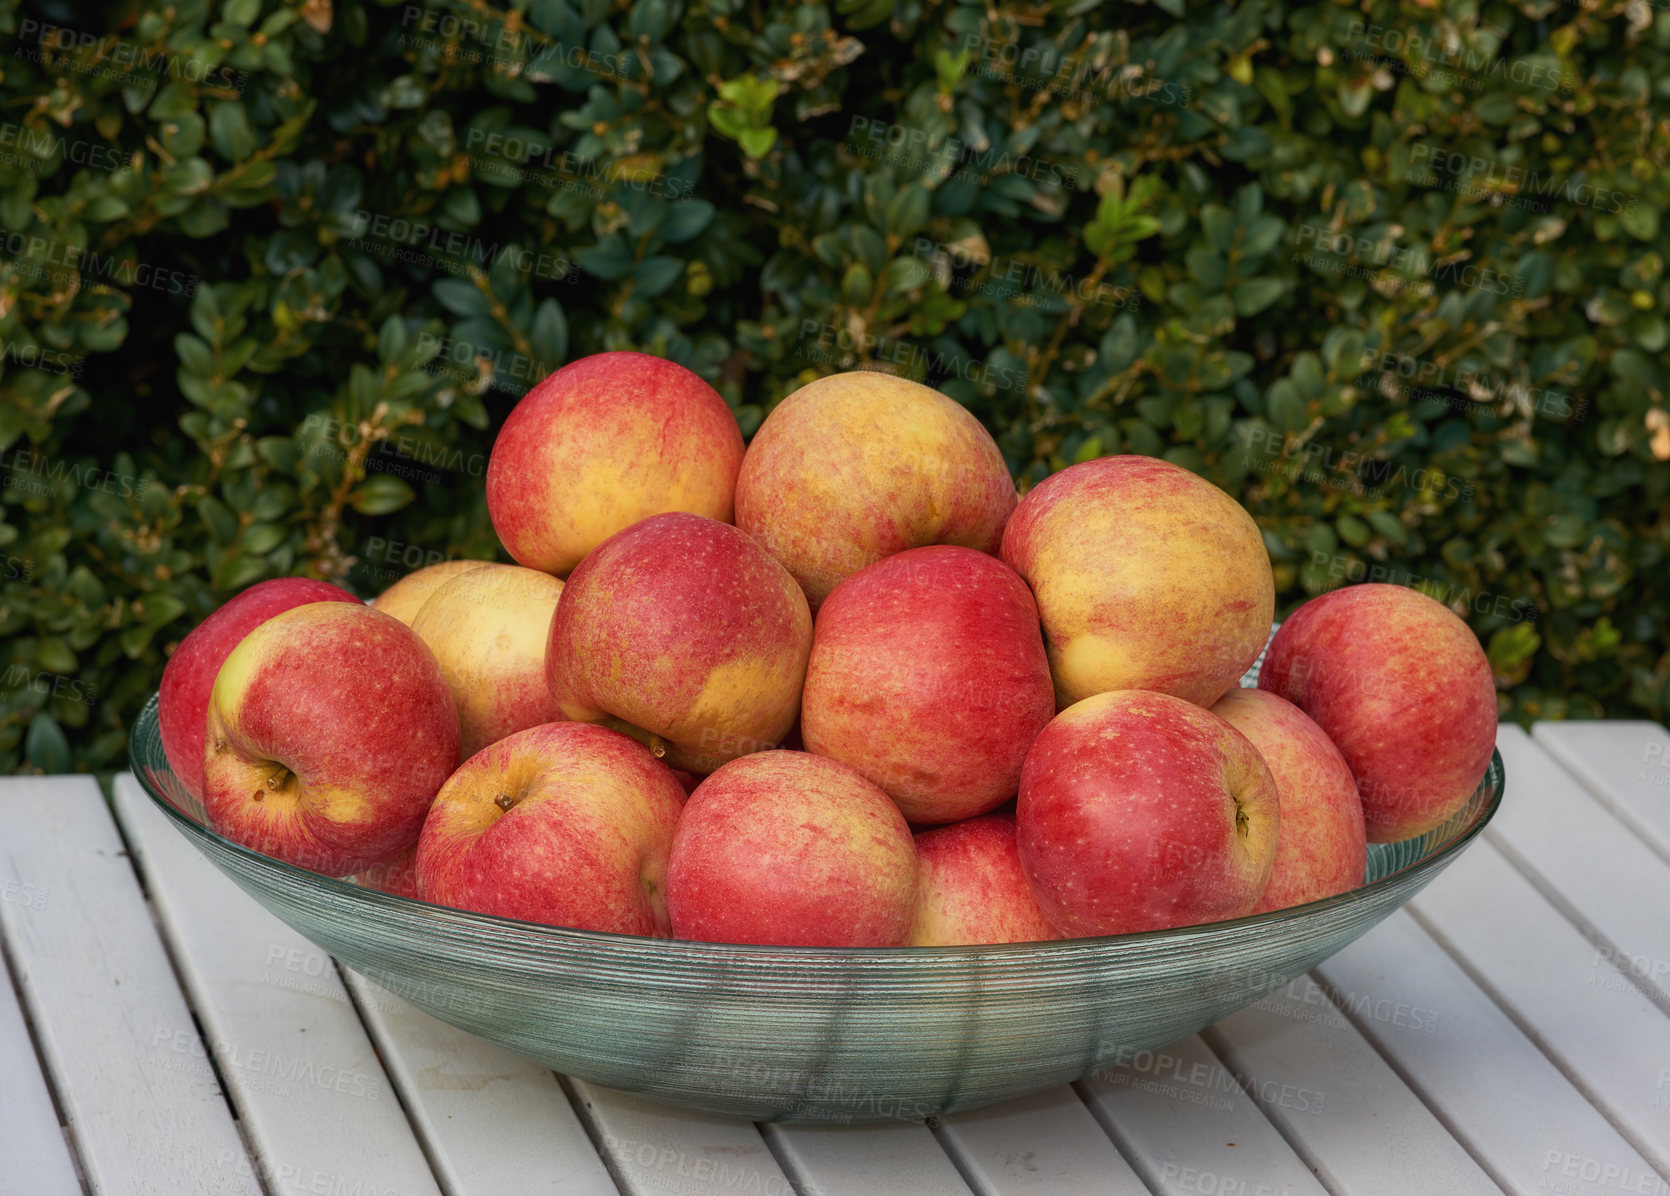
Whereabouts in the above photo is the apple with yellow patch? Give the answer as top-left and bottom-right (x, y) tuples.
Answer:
(410, 563), (565, 757)
(546, 512), (812, 774)
(667, 751), (917, 946)
(1002, 456), (1274, 709)
(735, 371), (1016, 610)
(801, 546), (1054, 824)
(204, 604), (460, 876)
(486, 351), (745, 576)
(159, 576), (360, 804)
(1258, 583), (1496, 842)
(1211, 688), (1366, 911)
(910, 813), (1058, 946)
(371, 559), (490, 625)
(1017, 690), (1279, 937)
(416, 722), (685, 934)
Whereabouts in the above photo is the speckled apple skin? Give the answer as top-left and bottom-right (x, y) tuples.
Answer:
(1017, 690), (1280, 937)
(159, 577), (360, 802)
(909, 813), (1058, 946)
(372, 559), (490, 626)
(486, 351), (745, 576)
(734, 372), (1016, 610)
(801, 546), (1054, 824)
(545, 513), (812, 774)
(355, 842), (422, 899)
(1258, 583), (1496, 843)
(410, 563), (565, 757)
(1211, 688), (1367, 911)
(1001, 455), (1273, 709)
(416, 722), (686, 935)
(203, 603), (460, 877)
(666, 751), (918, 947)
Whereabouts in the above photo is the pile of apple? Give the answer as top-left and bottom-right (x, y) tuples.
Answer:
(157, 353), (1498, 947)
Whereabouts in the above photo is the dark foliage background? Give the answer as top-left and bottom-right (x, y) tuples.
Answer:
(1, 0), (1666, 773)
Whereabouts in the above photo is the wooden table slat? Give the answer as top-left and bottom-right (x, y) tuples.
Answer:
(935, 1085), (1149, 1194)
(1316, 908), (1669, 1196)
(1408, 837), (1670, 1176)
(344, 968), (621, 1196)
(1077, 1032), (1331, 1196)
(109, 775), (444, 1196)
(0, 777), (259, 1196)
(565, 1077), (797, 1196)
(1206, 975), (1504, 1196)
(0, 941), (83, 1196)
(1533, 721), (1670, 868)
(761, 1121), (974, 1196)
(1488, 724), (1670, 1012)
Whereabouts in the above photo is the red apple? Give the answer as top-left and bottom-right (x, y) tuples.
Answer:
(486, 352), (745, 576)
(1001, 456), (1274, 708)
(203, 603), (460, 876)
(355, 843), (421, 900)
(1257, 583), (1496, 843)
(546, 513), (812, 774)
(1210, 688), (1366, 911)
(801, 546), (1054, 824)
(735, 371), (1016, 610)
(410, 563), (565, 757)
(1017, 690), (1279, 937)
(372, 559), (490, 626)
(159, 577), (360, 803)
(910, 813), (1058, 946)
(416, 722), (685, 935)
(666, 751), (917, 946)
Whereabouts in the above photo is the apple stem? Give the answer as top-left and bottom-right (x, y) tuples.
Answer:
(266, 766), (292, 792)
(648, 735), (666, 759)
(495, 792), (518, 812)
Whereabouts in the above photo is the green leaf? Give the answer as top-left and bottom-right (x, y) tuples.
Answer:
(1233, 278), (1285, 317)
(209, 103), (257, 161)
(530, 299), (568, 368)
(633, 256), (685, 297)
(198, 497), (238, 543)
(352, 475), (415, 515)
(881, 257), (930, 293)
(885, 186), (931, 240)
(737, 127), (777, 159)
(26, 713), (71, 775)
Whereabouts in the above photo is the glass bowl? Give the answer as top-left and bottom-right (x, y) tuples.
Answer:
(128, 688), (1503, 1124)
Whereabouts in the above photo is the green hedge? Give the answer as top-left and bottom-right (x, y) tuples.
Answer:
(2, 0), (1666, 774)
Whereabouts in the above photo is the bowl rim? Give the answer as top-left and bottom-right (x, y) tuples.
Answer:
(128, 691), (1504, 962)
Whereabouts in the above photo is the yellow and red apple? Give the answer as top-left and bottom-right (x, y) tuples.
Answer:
(1258, 583), (1495, 843)
(1002, 456), (1274, 709)
(203, 603), (460, 877)
(801, 546), (1054, 824)
(410, 563), (564, 757)
(666, 751), (917, 946)
(735, 372), (1016, 610)
(545, 512), (811, 774)
(158, 577), (361, 804)
(416, 722), (686, 934)
(371, 558), (490, 626)
(486, 352), (745, 576)
(1211, 687), (1366, 911)
(1017, 690), (1279, 937)
(910, 813), (1058, 946)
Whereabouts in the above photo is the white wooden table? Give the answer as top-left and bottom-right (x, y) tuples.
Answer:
(4, 721), (1670, 1196)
